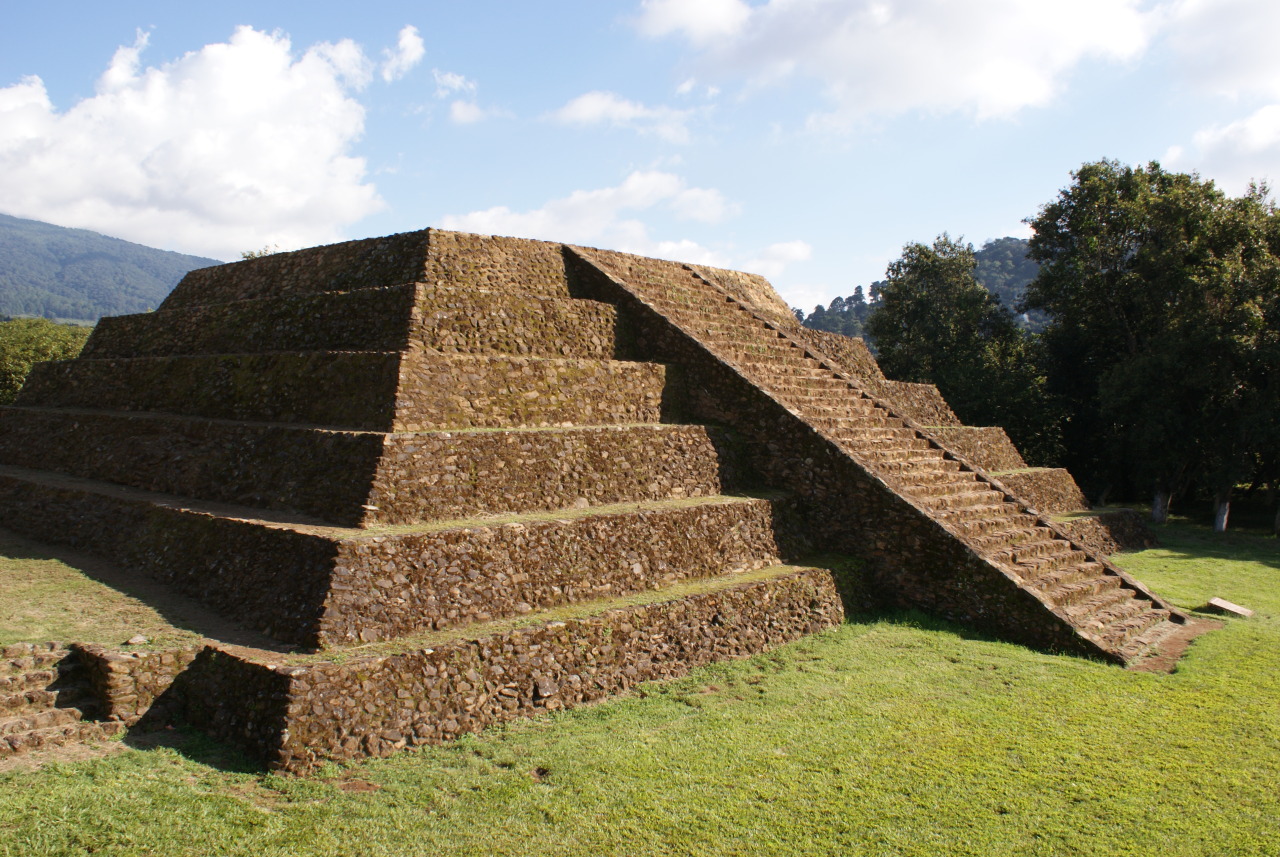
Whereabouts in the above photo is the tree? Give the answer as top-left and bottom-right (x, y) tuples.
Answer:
(866, 235), (1063, 465)
(0, 318), (92, 404)
(1024, 160), (1280, 528)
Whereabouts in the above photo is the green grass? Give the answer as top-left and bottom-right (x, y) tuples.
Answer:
(0, 522), (1276, 856)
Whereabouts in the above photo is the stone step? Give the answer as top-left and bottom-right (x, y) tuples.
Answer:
(1115, 615), (1184, 662)
(21, 352), (674, 433)
(366, 423), (742, 527)
(182, 561), (847, 773)
(0, 687), (96, 717)
(0, 463), (769, 650)
(0, 406), (385, 526)
(414, 286), (620, 358)
(1066, 588), (1150, 630)
(1042, 574), (1123, 609)
(0, 706), (85, 737)
(0, 643), (70, 677)
(162, 228), (574, 310)
(18, 351), (405, 430)
(1100, 607), (1173, 648)
(0, 719), (125, 759)
(82, 283), (420, 359)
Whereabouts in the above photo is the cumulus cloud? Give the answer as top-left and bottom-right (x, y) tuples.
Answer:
(0, 26), (416, 259)
(636, 0), (752, 45)
(439, 170), (735, 262)
(1163, 0), (1280, 100)
(1166, 105), (1280, 194)
(637, 0), (1154, 124)
(381, 25), (425, 82)
(552, 90), (694, 143)
(429, 68), (501, 124)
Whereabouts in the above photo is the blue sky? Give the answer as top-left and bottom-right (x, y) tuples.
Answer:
(3, 1), (1278, 311)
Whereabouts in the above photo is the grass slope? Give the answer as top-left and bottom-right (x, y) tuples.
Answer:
(0, 521), (1275, 857)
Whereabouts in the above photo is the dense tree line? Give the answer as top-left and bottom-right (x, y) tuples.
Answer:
(0, 318), (91, 404)
(856, 160), (1279, 532)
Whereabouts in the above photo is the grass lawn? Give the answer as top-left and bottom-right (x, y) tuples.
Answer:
(0, 520), (1276, 856)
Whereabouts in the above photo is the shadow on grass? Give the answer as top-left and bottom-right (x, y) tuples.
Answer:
(0, 526), (290, 652)
(122, 722), (264, 775)
(1141, 521), (1280, 572)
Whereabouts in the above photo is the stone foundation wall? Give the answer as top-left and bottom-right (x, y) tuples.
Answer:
(164, 230), (433, 308)
(18, 352), (403, 430)
(365, 424), (742, 526)
(392, 355), (673, 432)
(0, 407), (383, 526)
(426, 232), (571, 297)
(82, 285), (417, 359)
(993, 468), (1089, 515)
(180, 567), (845, 772)
(76, 645), (202, 725)
(415, 288), (621, 359)
(925, 426), (1027, 471)
(319, 497), (803, 645)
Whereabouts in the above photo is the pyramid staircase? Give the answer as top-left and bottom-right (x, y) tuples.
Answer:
(0, 228), (1189, 770)
(568, 247), (1187, 661)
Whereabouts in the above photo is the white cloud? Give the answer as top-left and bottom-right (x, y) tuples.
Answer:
(636, 0), (752, 45)
(552, 90), (694, 143)
(439, 170), (735, 261)
(1165, 105), (1280, 194)
(449, 100), (488, 124)
(638, 0), (1155, 124)
(381, 25), (425, 82)
(433, 69), (476, 97)
(0, 26), (400, 259)
(746, 240), (813, 279)
(1163, 0), (1280, 100)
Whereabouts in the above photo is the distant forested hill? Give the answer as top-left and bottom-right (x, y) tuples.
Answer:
(800, 236), (1044, 340)
(0, 213), (222, 322)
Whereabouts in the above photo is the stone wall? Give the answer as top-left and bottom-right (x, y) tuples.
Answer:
(318, 496), (805, 646)
(690, 264), (797, 323)
(414, 288), (622, 359)
(76, 644), (202, 725)
(425, 231), (571, 297)
(19, 352), (403, 430)
(788, 328), (885, 383)
(1056, 510), (1158, 555)
(925, 426), (1027, 471)
(0, 468), (340, 646)
(0, 407), (383, 526)
(391, 355), (674, 432)
(82, 285), (417, 359)
(992, 468), (1089, 515)
(164, 230), (433, 309)
(869, 380), (962, 427)
(178, 566), (845, 772)
(364, 424), (742, 526)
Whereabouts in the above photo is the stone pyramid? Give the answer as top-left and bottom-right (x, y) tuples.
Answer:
(0, 228), (1189, 770)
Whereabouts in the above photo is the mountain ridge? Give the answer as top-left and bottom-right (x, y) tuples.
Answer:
(0, 213), (222, 323)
